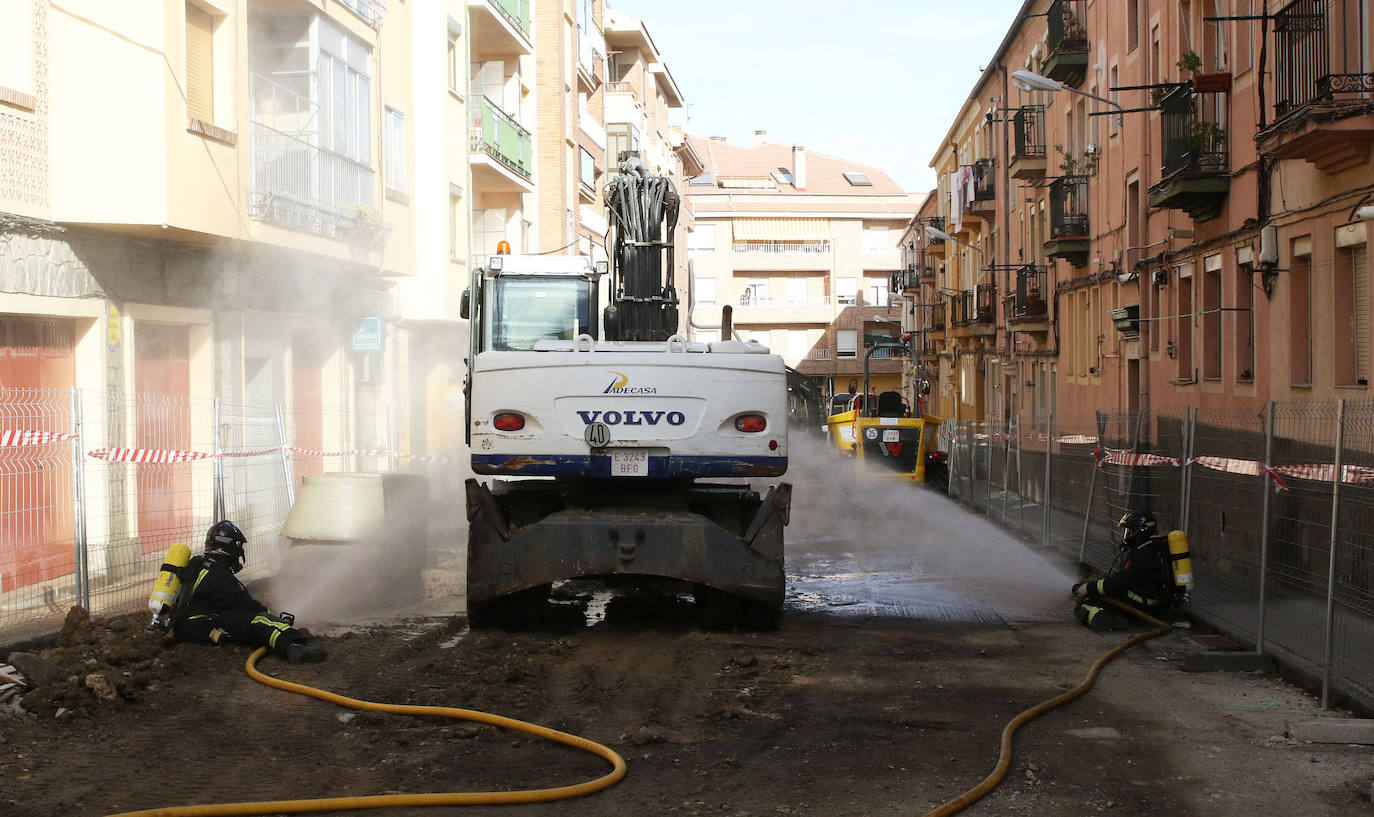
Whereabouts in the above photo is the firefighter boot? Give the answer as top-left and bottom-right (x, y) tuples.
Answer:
(284, 642), (328, 664)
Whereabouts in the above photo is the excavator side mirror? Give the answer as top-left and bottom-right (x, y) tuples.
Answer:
(460, 288), (470, 320)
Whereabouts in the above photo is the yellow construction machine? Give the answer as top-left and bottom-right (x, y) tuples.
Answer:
(825, 341), (947, 491)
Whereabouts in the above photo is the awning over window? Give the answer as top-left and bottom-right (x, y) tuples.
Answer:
(732, 218), (829, 242)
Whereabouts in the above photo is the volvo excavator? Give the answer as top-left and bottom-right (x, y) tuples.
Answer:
(461, 155), (792, 628)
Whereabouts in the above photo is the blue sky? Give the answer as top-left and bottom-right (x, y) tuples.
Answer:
(608, 0), (1028, 194)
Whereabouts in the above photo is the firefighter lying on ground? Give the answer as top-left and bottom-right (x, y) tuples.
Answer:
(1071, 509), (1172, 632)
(170, 521), (327, 664)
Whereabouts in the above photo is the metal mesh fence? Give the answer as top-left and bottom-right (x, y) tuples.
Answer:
(0, 387), (457, 647)
(942, 398), (1374, 713)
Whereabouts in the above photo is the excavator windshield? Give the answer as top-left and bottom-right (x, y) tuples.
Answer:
(487, 276), (596, 351)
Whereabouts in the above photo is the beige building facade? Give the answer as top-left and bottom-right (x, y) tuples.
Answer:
(684, 135), (922, 401)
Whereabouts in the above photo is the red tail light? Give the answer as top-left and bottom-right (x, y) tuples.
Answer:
(735, 414), (767, 433)
(493, 413), (525, 431)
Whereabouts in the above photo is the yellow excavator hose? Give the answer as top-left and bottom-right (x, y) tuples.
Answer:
(921, 598), (1172, 817)
(106, 647), (627, 817)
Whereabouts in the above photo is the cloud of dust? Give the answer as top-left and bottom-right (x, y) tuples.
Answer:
(267, 467), (472, 628)
(783, 430), (1076, 619)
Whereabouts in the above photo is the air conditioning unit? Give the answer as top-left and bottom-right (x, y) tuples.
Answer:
(1152, 268), (1169, 287)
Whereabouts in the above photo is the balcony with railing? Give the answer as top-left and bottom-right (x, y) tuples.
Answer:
(248, 74), (375, 240)
(470, 95), (533, 189)
(948, 285), (997, 336)
(1044, 0), (1089, 86)
(891, 268), (918, 295)
(967, 159), (996, 219)
(1258, 0), (1374, 174)
(470, 0), (533, 57)
(338, 0), (387, 28)
(733, 291), (834, 323)
(1148, 85), (1230, 222)
(732, 241), (830, 255)
(1011, 105), (1047, 179)
(1005, 265), (1051, 333)
(924, 216), (948, 256)
(930, 294), (947, 333)
(1044, 175), (1090, 266)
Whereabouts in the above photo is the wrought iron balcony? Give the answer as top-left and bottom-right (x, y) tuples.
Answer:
(974, 283), (997, 325)
(1149, 85), (1231, 221)
(1260, 0), (1374, 174)
(1048, 175), (1089, 240)
(1044, 0), (1089, 86)
(931, 294), (947, 332)
(950, 288), (995, 329)
(1005, 266), (1050, 333)
(891, 267), (921, 294)
(968, 159), (996, 218)
(1011, 105), (1047, 178)
(1045, 175), (1090, 266)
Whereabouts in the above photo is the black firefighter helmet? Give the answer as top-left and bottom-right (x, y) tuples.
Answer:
(205, 520), (247, 573)
(1116, 509), (1159, 549)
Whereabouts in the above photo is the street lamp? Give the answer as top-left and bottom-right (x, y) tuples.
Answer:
(1012, 69), (1124, 128)
(924, 224), (987, 265)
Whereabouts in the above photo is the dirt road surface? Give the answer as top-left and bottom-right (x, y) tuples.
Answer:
(2, 466), (1371, 817)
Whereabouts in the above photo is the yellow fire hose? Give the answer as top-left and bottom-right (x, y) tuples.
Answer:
(921, 598), (1173, 817)
(106, 647), (627, 817)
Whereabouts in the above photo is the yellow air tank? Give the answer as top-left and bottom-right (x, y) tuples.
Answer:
(1166, 529), (1193, 602)
(148, 542), (191, 627)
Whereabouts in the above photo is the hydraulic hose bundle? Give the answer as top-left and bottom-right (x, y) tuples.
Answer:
(603, 154), (681, 341)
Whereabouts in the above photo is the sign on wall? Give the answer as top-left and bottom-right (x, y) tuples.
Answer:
(351, 316), (384, 352)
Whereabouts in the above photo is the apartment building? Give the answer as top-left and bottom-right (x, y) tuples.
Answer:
(0, 0), (415, 574)
(684, 134), (922, 400)
(906, 0), (1373, 428)
(468, 0), (536, 265)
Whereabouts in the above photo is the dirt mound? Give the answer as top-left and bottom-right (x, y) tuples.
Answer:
(4, 606), (174, 719)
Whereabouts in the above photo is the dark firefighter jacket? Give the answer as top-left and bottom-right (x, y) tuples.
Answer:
(170, 555), (305, 656)
(1085, 536), (1172, 610)
(172, 554), (267, 622)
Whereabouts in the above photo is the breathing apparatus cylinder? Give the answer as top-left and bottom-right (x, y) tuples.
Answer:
(1166, 529), (1193, 603)
(148, 542), (191, 627)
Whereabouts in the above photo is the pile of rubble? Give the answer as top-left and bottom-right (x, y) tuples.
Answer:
(1, 606), (173, 719)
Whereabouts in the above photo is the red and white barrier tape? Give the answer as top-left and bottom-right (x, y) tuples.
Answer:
(1094, 447), (1182, 469)
(286, 445), (392, 458)
(1269, 463), (1374, 486)
(88, 447), (215, 463)
(0, 430), (79, 447)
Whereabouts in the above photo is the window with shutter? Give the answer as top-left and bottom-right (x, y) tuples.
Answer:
(185, 4), (214, 123)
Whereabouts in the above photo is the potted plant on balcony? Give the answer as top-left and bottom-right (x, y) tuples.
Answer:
(341, 204), (389, 250)
(1178, 50), (1232, 93)
(1061, 14), (1087, 49)
(1188, 121), (1226, 168)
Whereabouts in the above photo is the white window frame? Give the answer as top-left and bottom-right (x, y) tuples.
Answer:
(385, 106), (406, 194)
(694, 277), (716, 306)
(837, 329), (858, 358)
(837, 277), (858, 305)
(687, 224), (716, 252)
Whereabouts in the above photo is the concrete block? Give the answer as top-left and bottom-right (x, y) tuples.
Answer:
(1287, 718), (1374, 745)
(1181, 652), (1278, 673)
